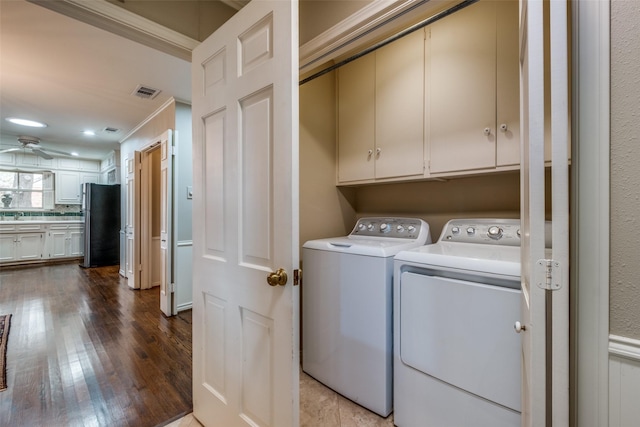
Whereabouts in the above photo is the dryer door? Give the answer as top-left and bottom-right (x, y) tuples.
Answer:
(399, 271), (521, 412)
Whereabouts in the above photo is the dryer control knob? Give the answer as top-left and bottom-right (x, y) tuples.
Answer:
(367, 224), (374, 231)
(488, 226), (503, 240)
(466, 227), (476, 235)
(451, 226), (460, 234)
(397, 225), (405, 233)
(380, 223), (390, 232)
(407, 225), (416, 233)
(358, 223), (366, 231)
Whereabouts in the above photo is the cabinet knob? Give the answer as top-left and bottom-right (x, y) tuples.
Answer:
(499, 123), (508, 132)
(483, 127), (492, 136)
(376, 148), (382, 156)
(367, 149), (373, 157)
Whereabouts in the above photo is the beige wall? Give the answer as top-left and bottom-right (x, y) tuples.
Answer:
(299, 71), (357, 250)
(610, 0), (640, 339)
(106, 0), (237, 41)
(355, 172), (521, 239)
(299, 0), (374, 45)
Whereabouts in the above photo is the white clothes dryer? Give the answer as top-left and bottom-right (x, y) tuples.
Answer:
(393, 219), (549, 427)
(302, 217), (431, 417)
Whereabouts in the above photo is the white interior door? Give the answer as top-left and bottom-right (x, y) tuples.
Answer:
(519, 0), (569, 425)
(191, 1), (299, 426)
(126, 151), (141, 289)
(159, 130), (175, 316)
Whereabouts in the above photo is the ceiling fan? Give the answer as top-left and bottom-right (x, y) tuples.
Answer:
(0, 136), (76, 160)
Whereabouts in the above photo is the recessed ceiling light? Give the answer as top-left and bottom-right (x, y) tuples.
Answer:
(83, 130), (96, 136)
(6, 117), (47, 128)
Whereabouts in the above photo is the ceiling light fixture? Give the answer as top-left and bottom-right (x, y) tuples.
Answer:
(83, 130), (96, 136)
(6, 117), (47, 128)
(70, 152), (79, 157)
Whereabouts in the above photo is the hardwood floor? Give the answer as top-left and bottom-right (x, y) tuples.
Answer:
(0, 262), (192, 427)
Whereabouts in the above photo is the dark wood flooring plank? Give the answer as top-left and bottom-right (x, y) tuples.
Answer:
(0, 263), (192, 427)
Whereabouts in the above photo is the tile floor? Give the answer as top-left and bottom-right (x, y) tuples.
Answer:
(167, 370), (394, 427)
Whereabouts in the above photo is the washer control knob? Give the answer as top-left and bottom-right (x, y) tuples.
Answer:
(488, 226), (503, 240)
(407, 225), (416, 233)
(397, 225), (405, 233)
(358, 223), (366, 231)
(466, 227), (476, 235)
(367, 224), (374, 231)
(451, 226), (460, 235)
(380, 223), (390, 233)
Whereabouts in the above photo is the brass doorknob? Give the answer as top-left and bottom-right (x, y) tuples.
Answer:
(267, 268), (288, 287)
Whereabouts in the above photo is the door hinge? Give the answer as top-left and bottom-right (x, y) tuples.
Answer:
(535, 259), (562, 291)
(293, 269), (301, 286)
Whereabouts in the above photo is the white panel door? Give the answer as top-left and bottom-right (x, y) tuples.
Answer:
(159, 130), (175, 316)
(191, 1), (299, 426)
(126, 152), (141, 289)
(519, 0), (569, 425)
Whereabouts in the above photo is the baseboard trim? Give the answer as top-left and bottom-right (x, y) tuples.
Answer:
(177, 302), (192, 312)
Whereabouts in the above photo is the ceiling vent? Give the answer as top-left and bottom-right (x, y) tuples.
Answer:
(132, 84), (161, 100)
(104, 127), (120, 133)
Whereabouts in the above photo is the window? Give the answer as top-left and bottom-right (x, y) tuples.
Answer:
(0, 170), (53, 209)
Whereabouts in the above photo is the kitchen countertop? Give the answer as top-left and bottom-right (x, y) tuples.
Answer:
(0, 219), (84, 224)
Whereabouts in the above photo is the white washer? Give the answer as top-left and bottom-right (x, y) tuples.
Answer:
(302, 217), (431, 417)
(393, 219), (545, 427)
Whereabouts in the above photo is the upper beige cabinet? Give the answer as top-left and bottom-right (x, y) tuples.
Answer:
(337, 30), (425, 184)
(428, 0), (519, 175)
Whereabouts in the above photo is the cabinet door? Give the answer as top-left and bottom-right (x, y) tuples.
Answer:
(428, 1), (497, 173)
(55, 171), (81, 204)
(69, 229), (84, 256)
(375, 30), (425, 179)
(496, 0), (520, 166)
(337, 53), (375, 183)
(0, 234), (17, 262)
(48, 230), (68, 258)
(16, 233), (43, 261)
(81, 173), (100, 185)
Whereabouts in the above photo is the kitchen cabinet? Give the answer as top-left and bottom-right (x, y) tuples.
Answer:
(337, 30), (424, 184)
(0, 224), (45, 262)
(48, 223), (83, 258)
(0, 234), (17, 262)
(55, 171), (82, 204)
(0, 221), (83, 264)
(427, 0), (519, 174)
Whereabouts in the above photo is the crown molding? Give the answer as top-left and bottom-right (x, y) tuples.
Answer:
(300, 0), (458, 74)
(28, 0), (199, 61)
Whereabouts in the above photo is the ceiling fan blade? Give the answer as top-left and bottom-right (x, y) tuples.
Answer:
(31, 148), (53, 160)
(37, 147), (76, 157)
(24, 143), (75, 157)
(0, 148), (21, 155)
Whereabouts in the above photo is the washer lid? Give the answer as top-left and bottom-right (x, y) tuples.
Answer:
(303, 236), (430, 257)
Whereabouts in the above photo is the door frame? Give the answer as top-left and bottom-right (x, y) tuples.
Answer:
(571, 0), (610, 425)
(140, 141), (162, 290)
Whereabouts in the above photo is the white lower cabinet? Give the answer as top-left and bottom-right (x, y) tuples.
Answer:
(0, 234), (18, 262)
(0, 232), (45, 262)
(0, 222), (84, 264)
(47, 224), (84, 259)
(16, 233), (45, 261)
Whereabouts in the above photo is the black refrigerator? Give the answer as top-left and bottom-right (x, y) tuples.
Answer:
(82, 183), (121, 267)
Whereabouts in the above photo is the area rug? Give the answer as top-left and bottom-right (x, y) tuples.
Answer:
(0, 314), (11, 391)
